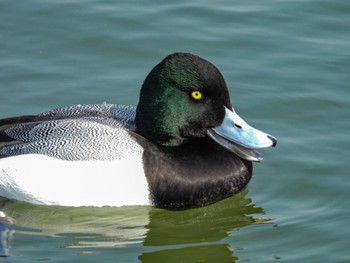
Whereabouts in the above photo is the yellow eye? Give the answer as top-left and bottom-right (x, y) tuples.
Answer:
(191, 91), (203, 100)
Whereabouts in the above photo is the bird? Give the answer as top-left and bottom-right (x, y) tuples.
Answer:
(0, 52), (276, 209)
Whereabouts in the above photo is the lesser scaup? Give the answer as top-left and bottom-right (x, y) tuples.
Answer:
(0, 53), (276, 209)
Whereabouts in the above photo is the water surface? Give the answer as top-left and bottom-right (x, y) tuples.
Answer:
(0, 0), (349, 262)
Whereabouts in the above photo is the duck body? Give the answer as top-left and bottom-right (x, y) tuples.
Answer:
(0, 53), (275, 209)
(0, 104), (251, 208)
(0, 104), (149, 207)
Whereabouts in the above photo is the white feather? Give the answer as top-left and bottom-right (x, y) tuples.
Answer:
(0, 153), (149, 207)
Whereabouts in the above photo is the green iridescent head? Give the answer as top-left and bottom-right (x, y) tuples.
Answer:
(136, 53), (232, 146)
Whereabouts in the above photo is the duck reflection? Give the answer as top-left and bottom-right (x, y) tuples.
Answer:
(0, 202), (150, 250)
(0, 190), (266, 262)
(0, 200), (14, 257)
(140, 244), (238, 263)
(139, 190), (264, 262)
(144, 190), (262, 246)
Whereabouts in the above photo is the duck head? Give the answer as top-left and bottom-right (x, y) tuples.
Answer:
(136, 53), (276, 162)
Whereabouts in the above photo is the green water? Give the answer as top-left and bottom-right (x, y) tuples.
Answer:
(0, 0), (349, 262)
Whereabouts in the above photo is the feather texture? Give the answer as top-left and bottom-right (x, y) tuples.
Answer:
(0, 104), (142, 161)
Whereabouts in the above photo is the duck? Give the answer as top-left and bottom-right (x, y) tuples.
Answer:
(0, 53), (276, 209)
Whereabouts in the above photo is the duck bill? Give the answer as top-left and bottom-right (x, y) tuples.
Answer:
(207, 107), (277, 162)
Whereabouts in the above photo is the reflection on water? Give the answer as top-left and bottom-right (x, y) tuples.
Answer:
(140, 244), (238, 263)
(144, 191), (263, 246)
(140, 191), (266, 263)
(1, 190), (268, 262)
(2, 201), (150, 249)
(0, 203), (14, 257)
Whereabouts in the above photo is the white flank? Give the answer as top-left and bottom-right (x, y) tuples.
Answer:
(0, 154), (149, 207)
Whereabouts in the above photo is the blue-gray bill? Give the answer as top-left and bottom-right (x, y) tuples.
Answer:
(207, 107), (277, 162)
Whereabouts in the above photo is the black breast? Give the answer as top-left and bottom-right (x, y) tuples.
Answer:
(141, 138), (252, 209)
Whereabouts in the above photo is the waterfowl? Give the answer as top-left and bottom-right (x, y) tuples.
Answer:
(0, 53), (276, 209)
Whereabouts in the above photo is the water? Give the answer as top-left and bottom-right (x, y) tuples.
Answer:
(0, 0), (349, 262)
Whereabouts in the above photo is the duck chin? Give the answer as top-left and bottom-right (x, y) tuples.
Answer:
(206, 129), (264, 162)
